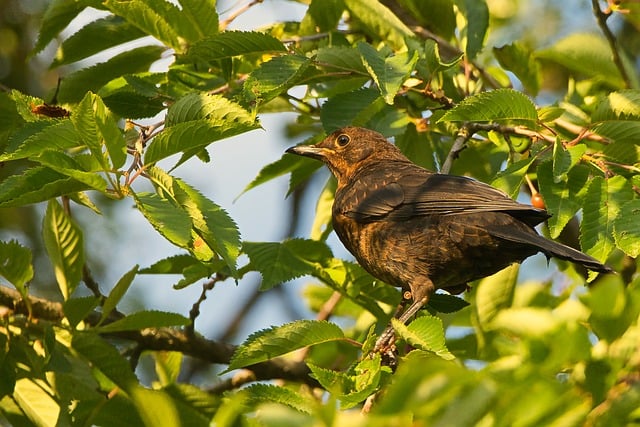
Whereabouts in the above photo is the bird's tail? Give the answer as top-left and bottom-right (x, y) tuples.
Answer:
(489, 227), (613, 274)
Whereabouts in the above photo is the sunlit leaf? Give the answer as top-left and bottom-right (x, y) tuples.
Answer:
(358, 42), (418, 104)
(13, 379), (61, 427)
(96, 310), (190, 333)
(613, 199), (640, 257)
(439, 88), (538, 125)
(228, 320), (344, 370)
(186, 31), (286, 64)
(43, 199), (84, 300)
(244, 55), (311, 105)
(393, 316), (455, 360)
(134, 192), (193, 249)
(0, 240), (33, 300)
(100, 265), (139, 325)
(0, 167), (91, 208)
(343, 0), (413, 50)
(457, 0), (489, 60)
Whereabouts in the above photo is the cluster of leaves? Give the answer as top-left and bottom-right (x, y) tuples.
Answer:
(0, 0), (639, 425)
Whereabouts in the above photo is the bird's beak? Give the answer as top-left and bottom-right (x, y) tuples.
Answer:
(285, 144), (328, 160)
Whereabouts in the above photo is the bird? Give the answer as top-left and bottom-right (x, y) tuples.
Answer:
(286, 126), (612, 352)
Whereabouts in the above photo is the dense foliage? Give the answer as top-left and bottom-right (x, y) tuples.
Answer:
(1, 0), (639, 425)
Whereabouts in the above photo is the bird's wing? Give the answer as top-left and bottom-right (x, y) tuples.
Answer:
(343, 164), (549, 225)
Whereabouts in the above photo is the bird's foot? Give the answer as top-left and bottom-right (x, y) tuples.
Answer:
(373, 325), (399, 370)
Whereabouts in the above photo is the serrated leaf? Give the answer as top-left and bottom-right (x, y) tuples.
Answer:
(358, 42), (418, 104)
(43, 199), (84, 300)
(96, 310), (190, 333)
(580, 176), (634, 264)
(72, 332), (138, 391)
(104, 0), (182, 50)
(320, 88), (381, 132)
(52, 15), (147, 67)
(135, 193), (193, 249)
(174, 180), (241, 273)
(243, 239), (333, 290)
(343, 0), (413, 50)
(315, 46), (368, 75)
(493, 42), (540, 94)
(228, 320), (344, 370)
(0, 167), (91, 208)
(458, 0), (489, 60)
(0, 240), (33, 300)
(590, 120), (640, 144)
(592, 90), (640, 122)
(535, 33), (626, 89)
(186, 31), (286, 63)
(244, 55), (311, 105)
(13, 378), (61, 427)
(166, 93), (254, 126)
(0, 120), (80, 162)
(613, 199), (640, 257)
(537, 161), (590, 238)
(100, 265), (139, 325)
(243, 384), (314, 414)
(58, 45), (166, 104)
(439, 88), (537, 125)
(474, 264), (518, 329)
(392, 316), (454, 360)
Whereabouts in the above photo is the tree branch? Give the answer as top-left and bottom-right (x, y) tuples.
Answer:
(591, 0), (632, 88)
(0, 284), (319, 390)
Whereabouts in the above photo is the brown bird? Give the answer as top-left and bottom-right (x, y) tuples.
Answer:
(286, 127), (612, 350)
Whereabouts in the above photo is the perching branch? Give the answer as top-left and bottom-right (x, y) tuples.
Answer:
(0, 284), (319, 390)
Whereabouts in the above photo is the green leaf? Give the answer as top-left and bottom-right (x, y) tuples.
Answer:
(243, 239), (333, 290)
(100, 265), (139, 325)
(134, 193), (193, 249)
(32, 0), (91, 55)
(52, 15), (147, 67)
(63, 296), (100, 328)
(71, 92), (127, 170)
(228, 320), (344, 370)
(613, 199), (640, 257)
(174, 180), (241, 274)
(185, 31), (287, 63)
(43, 199), (84, 300)
(537, 161), (590, 238)
(243, 55), (311, 105)
(96, 310), (190, 333)
(0, 120), (80, 162)
(58, 45), (166, 104)
(35, 151), (109, 191)
(392, 316), (454, 360)
(457, 0), (489, 60)
(320, 88), (381, 132)
(139, 254), (200, 274)
(580, 176), (634, 264)
(13, 378), (61, 427)
(491, 157), (536, 199)
(72, 332), (138, 391)
(428, 293), (470, 313)
(343, 0), (414, 51)
(358, 42), (419, 104)
(0, 240), (33, 297)
(146, 94), (258, 166)
(592, 90), (640, 122)
(535, 33), (625, 89)
(397, 0), (455, 39)
(243, 384), (314, 414)
(129, 386), (181, 427)
(0, 167), (91, 208)
(490, 307), (559, 337)
(179, 0), (219, 39)
(474, 264), (518, 329)
(315, 46), (368, 76)
(99, 73), (167, 119)
(439, 88), (538, 125)
(104, 0), (182, 50)
(493, 42), (540, 94)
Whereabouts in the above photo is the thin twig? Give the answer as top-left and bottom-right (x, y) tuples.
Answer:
(591, 0), (632, 88)
(187, 273), (227, 336)
(219, 0), (264, 31)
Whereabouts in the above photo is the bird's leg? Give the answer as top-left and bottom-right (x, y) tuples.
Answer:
(373, 280), (435, 354)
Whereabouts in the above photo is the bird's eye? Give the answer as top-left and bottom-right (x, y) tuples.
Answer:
(336, 134), (350, 147)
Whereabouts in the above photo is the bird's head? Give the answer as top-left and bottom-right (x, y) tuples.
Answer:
(286, 127), (408, 183)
